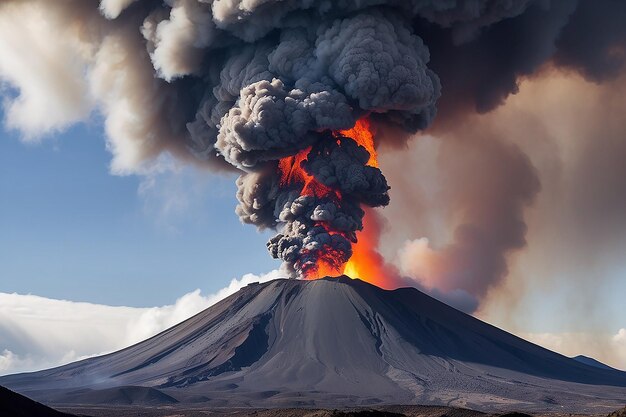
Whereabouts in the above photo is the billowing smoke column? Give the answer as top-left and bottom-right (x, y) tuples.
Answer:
(204, 8), (446, 278)
(224, 7), (442, 277)
(2, 1), (626, 290)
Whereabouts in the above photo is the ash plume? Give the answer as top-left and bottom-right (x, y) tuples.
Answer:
(2, 1), (626, 290)
(395, 129), (541, 307)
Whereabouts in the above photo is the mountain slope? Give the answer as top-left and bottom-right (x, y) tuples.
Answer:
(573, 355), (620, 371)
(2, 277), (626, 411)
(0, 385), (77, 417)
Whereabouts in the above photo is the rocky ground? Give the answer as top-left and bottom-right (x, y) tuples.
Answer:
(3, 383), (623, 417)
(55, 405), (625, 417)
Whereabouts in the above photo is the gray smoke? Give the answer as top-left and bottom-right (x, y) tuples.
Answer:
(265, 133), (391, 276)
(2, 1), (626, 284)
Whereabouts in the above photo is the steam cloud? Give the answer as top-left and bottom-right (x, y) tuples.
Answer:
(1, 1), (626, 292)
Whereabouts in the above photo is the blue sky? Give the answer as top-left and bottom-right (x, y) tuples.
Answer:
(0, 115), (278, 307)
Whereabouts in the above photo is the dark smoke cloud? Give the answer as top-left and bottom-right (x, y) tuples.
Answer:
(381, 0), (626, 132)
(554, 0), (626, 82)
(420, 0), (577, 120)
(2, 1), (626, 290)
(305, 138), (390, 207)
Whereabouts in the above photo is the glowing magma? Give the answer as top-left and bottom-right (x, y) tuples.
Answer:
(342, 207), (398, 289)
(277, 119), (395, 288)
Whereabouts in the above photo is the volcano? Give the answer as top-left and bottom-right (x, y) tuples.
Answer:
(2, 277), (626, 412)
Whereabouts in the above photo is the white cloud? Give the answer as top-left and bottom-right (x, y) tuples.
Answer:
(0, 350), (34, 374)
(99, 0), (140, 19)
(0, 269), (284, 376)
(0, 1), (201, 175)
(522, 330), (626, 371)
(0, 2), (93, 139)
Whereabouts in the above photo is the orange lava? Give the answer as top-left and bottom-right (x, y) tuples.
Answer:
(314, 258), (345, 278)
(278, 146), (338, 199)
(277, 117), (398, 287)
(342, 207), (399, 289)
(338, 118), (378, 168)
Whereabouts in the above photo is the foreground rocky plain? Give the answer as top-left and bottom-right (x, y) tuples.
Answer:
(2, 383), (625, 417)
(55, 405), (626, 417)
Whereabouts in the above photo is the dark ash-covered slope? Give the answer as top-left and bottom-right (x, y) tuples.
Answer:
(0, 385), (77, 417)
(573, 355), (620, 372)
(2, 277), (626, 411)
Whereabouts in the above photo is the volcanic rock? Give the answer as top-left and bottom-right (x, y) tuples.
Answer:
(608, 406), (626, 417)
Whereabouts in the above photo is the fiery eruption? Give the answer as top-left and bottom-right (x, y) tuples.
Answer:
(343, 208), (400, 289)
(277, 144), (347, 278)
(275, 119), (393, 286)
(338, 119), (379, 169)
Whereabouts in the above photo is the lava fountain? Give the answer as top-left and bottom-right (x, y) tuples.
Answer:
(276, 119), (396, 287)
